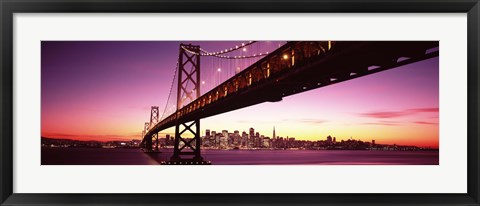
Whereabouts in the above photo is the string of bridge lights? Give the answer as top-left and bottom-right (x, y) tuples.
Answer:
(160, 61), (179, 120)
(181, 41), (270, 59)
(207, 52), (269, 59)
(199, 41), (255, 56)
(180, 41), (253, 56)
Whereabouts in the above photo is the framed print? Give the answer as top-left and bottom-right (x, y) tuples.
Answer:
(1, 0), (479, 205)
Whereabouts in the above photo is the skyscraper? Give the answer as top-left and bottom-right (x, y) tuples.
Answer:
(248, 128), (255, 148)
(222, 130), (229, 145)
(233, 130), (240, 146)
(242, 131), (248, 147)
(205, 129), (210, 139)
(212, 131), (217, 146)
(273, 126), (276, 140)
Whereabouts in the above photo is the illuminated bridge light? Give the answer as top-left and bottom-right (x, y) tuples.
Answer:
(243, 48), (247, 52)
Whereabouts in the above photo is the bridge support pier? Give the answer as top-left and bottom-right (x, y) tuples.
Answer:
(163, 120), (209, 164)
(153, 133), (159, 152)
(145, 135), (152, 152)
(143, 133), (161, 153)
(168, 119), (206, 162)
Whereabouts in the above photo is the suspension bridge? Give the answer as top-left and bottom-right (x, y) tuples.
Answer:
(139, 41), (439, 165)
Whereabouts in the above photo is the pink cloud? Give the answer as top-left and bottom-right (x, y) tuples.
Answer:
(362, 120), (401, 126)
(359, 107), (438, 119)
(413, 121), (438, 125)
(298, 119), (329, 124)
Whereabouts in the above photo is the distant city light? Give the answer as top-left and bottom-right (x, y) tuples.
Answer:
(283, 54), (289, 60)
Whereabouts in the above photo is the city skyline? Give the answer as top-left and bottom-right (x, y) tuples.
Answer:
(198, 125), (437, 149)
(41, 125), (437, 149)
(41, 41), (439, 148)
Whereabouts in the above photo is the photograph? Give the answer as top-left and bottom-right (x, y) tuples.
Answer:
(41, 40), (439, 165)
(3, 0), (478, 204)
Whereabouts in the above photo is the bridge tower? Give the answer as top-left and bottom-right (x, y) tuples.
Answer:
(150, 106), (160, 152)
(169, 43), (207, 164)
(143, 122), (151, 151)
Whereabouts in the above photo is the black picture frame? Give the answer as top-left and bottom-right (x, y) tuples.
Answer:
(1, 0), (479, 205)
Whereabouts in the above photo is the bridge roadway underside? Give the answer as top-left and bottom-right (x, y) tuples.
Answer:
(148, 41), (439, 135)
